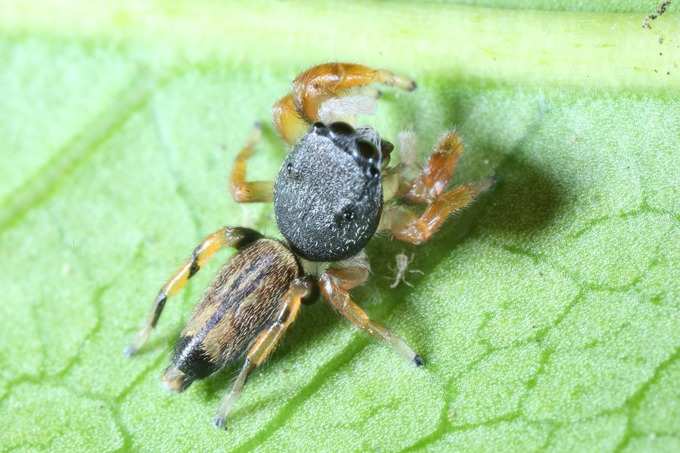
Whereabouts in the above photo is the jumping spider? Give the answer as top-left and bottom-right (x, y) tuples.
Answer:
(125, 63), (492, 429)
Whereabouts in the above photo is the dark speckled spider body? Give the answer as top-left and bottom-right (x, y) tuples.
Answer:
(275, 122), (390, 262)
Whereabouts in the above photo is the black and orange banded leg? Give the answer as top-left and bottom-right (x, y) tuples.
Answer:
(319, 263), (423, 366)
(273, 62), (417, 144)
(229, 123), (274, 203)
(213, 277), (313, 429)
(124, 227), (262, 357)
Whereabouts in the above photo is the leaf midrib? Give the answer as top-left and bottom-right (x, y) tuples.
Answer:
(2, 2), (679, 91)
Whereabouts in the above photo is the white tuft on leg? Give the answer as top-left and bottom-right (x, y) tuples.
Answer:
(318, 95), (378, 124)
(398, 130), (418, 167)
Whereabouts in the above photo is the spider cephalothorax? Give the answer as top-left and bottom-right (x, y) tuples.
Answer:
(274, 122), (391, 261)
(125, 62), (491, 430)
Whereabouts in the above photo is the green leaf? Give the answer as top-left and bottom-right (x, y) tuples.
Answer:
(1, 1), (679, 451)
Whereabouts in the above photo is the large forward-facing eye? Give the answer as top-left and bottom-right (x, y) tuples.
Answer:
(356, 139), (380, 161)
(329, 121), (355, 136)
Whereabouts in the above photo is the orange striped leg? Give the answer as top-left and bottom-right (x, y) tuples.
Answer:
(272, 94), (310, 146)
(229, 124), (274, 203)
(400, 131), (464, 204)
(213, 277), (312, 429)
(273, 62), (416, 144)
(124, 227), (262, 357)
(382, 179), (494, 246)
(320, 266), (423, 366)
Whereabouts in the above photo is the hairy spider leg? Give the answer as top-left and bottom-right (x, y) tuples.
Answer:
(273, 63), (416, 144)
(383, 180), (493, 246)
(401, 131), (464, 204)
(213, 277), (312, 429)
(229, 123), (274, 203)
(124, 227), (262, 356)
(319, 255), (423, 366)
(382, 131), (494, 245)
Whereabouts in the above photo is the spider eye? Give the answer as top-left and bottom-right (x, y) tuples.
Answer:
(381, 139), (394, 155)
(286, 162), (302, 181)
(311, 122), (328, 135)
(329, 121), (355, 136)
(335, 205), (355, 224)
(356, 139), (379, 161)
(343, 208), (355, 221)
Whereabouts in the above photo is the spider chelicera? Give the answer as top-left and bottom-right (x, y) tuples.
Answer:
(124, 63), (492, 429)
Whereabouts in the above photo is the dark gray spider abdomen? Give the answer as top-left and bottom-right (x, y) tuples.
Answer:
(274, 122), (385, 262)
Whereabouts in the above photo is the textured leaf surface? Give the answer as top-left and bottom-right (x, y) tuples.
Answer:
(1, 1), (679, 452)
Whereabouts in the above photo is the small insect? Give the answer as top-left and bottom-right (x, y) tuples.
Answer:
(125, 63), (492, 429)
(389, 252), (424, 288)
